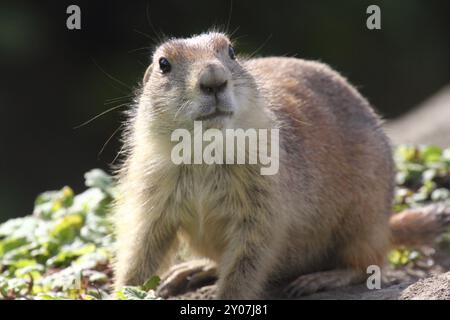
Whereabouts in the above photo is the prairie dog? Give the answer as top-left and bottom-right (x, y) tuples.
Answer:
(113, 32), (442, 299)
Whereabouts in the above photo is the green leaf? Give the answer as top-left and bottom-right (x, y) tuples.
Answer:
(431, 188), (450, 201)
(50, 214), (84, 244)
(442, 148), (450, 162)
(34, 187), (74, 219)
(395, 145), (417, 163)
(421, 145), (442, 164)
(35, 294), (65, 300)
(47, 243), (96, 267)
(0, 237), (27, 256)
(141, 275), (160, 291)
(116, 286), (149, 300)
(388, 248), (420, 267)
(84, 169), (113, 193)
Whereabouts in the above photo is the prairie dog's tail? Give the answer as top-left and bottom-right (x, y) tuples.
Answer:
(390, 200), (450, 247)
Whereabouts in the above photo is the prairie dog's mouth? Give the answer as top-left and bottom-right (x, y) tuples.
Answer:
(195, 110), (233, 121)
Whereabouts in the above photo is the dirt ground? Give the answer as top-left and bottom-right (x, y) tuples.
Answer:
(165, 243), (450, 300)
(167, 271), (450, 300)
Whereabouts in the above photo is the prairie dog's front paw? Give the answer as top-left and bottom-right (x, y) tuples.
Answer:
(157, 259), (217, 298)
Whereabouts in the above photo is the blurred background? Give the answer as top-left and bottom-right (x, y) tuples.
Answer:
(0, 0), (449, 221)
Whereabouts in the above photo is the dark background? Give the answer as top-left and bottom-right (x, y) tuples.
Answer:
(0, 0), (449, 220)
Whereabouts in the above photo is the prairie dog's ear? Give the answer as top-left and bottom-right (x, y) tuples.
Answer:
(143, 63), (153, 85)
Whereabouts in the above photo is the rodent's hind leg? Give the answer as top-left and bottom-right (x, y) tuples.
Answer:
(157, 259), (217, 298)
(283, 269), (365, 298)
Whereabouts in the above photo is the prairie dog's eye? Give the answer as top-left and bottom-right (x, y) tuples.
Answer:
(228, 45), (236, 60)
(159, 57), (171, 74)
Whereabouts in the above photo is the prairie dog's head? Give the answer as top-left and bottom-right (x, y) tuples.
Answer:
(139, 32), (261, 134)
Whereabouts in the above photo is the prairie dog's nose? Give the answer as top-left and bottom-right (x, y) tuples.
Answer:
(199, 63), (229, 95)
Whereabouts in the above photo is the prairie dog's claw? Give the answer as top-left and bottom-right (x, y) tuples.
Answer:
(157, 259), (218, 298)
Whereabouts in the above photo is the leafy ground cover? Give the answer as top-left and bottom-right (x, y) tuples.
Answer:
(0, 145), (449, 299)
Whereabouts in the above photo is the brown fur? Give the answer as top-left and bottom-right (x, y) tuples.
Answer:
(114, 32), (399, 299)
(390, 201), (450, 247)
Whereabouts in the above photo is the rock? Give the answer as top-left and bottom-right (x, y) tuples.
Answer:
(400, 272), (450, 300)
(301, 272), (450, 300)
(385, 85), (450, 148)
